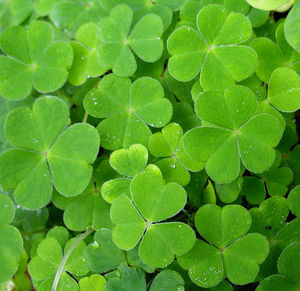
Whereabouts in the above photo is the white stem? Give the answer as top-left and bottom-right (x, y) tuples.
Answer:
(51, 228), (93, 291)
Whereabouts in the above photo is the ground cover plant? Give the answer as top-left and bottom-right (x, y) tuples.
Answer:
(0, 0), (300, 290)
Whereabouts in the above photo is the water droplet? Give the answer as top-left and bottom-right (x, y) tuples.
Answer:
(171, 164), (176, 169)
(178, 225), (182, 228)
(33, 138), (39, 144)
(4, 204), (8, 208)
(92, 241), (99, 248)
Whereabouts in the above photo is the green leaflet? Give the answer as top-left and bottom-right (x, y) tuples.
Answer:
(0, 21), (73, 100)
(183, 85), (284, 183)
(285, 0), (300, 53)
(167, 4), (257, 90)
(0, 96), (100, 209)
(84, 74), (172, 150)
(110, 172), (195, 267)
(96, 5), (163, 77)
(178, 204), (269, 287)
(246, 0), (292, 10)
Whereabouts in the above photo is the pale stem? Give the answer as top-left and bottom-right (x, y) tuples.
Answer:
(51, 228), (93, 291)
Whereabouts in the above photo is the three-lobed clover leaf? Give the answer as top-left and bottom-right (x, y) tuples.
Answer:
(167, 4), (257, 90)
(148, 122), (204, 186)
(63, 180), (112, 232)
(28, 236), (88, 287)
(268, 67), (300, 112)
(183, 85), (284, 183)
(79, 274), (106, 291)
(50, 0), (108, 37)
(68, 22), (107, 86)
(110, 171), (196, 267)
(285, 0), (300, 54)
(0, 21), (73, 100)
(250, 22), (300, 83)
(177, 204), (269, 287)
(96, 4), (163, 77)
(84, 74), (172, 150)
(83, 229), (126, 274)
(246, 0), (292, 11)
(0, 96), (100, 209)
(0, 193), (23, 284)
(257, 242), (300, 291)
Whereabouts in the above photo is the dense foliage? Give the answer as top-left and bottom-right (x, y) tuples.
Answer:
(0, 0), (300, 290)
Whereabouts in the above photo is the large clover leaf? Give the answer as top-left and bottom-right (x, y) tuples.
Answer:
(96, 4), (163, 77)
(183, 85), (284, 183)
(50, 0), (108, 37)
(28, 236), (88, 287)
(148, 122), (204, 186)
(68, 22), (107, 86)
(285, 0), (300, 54)
(110, 172), (196, 267)
(251, 23), (300, 83)
(167, 4), (257, 90)
(0, 21), (73, 100)
(84, 74), (172, 150)
(0, 96), (100, 209)
(257, 242), (300, 291)
(177, 204), (269, 287)
(246, 0), (291, 10)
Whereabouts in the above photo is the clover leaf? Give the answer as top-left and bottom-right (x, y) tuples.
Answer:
(0, 96), (100, 209)
(177, 204), (269, 287)
(149, 270), (185, 291)
(183, 85), (284, 183)
(63, 181), (112, 231)
(0, 224), (23, 284)
(83, 229), (126, 274)
(28, 236), (88, 288)
(96, 4), (163, 77)
(251, 23), (300, 83)
(148, 122), (204, 185)
(110, 172), (195, 267)
(50, 0), (108, 37)
(104, 262), (146, 291)
(285, 0), (300, 54)
(68, 22), (107, 86)
(110, 144), (148, 177)
(246, 0), (291, 10)
(287, 186), (300, 217)
(0, 21), (73, 100)
(268, 67), (300, 112)
(84, 74), (172, 150)
(0, 193), (15, 225)
(167, 4), (257, 90)
(257, 242), (300, 291)
(79, 274), (106, 291)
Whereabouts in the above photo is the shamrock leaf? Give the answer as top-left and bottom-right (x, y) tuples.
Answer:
(84, 74), (172, 150)
(63, 181), (112, 231)
(0, 193), (15, 225)
(287, 186), (300, 216)
(0, 224), (23, 284)
(83, 229), (126, 274)
(109, 144), (148, 177)
(28, 236), (88, 282)
(178, 204), (269, 287)
(183, 85), (284, 183)
(285, 0), (300, 54)
(104, 263), (146, 291)
(240, 176), (266, 204)
(149, 270), (184, 291)
(68, 23), (107, 86)
(96, 5), (163, 77)
(0, 21), (73, 100)
(250, 23), (300, 83)
(246, 0), (291, 10)
(257, 242), (300, 291)
(110, 172), (195, 267)
(79, 274), (106, 291)
(167, 4), (257, 90)
(0, 96), (100, 209)
(148, 122), (204, 185)
(268, 67), (300, 112)
(50, 0), (108, 37)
